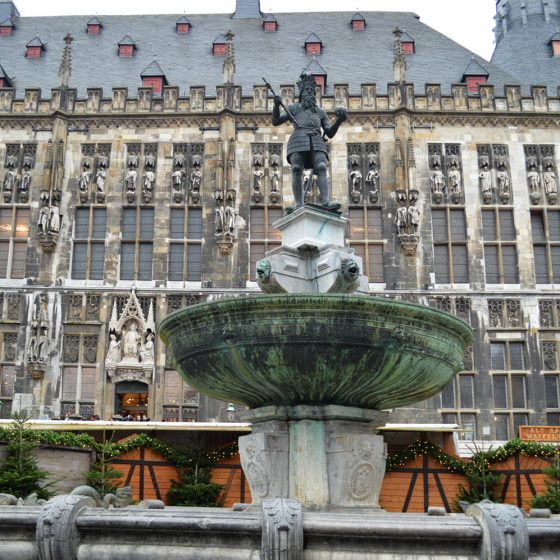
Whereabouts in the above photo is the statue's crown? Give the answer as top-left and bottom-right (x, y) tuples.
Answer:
(297, 71), (316, 94)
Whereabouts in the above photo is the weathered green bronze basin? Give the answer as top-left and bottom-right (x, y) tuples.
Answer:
(159, 294), (473, 410)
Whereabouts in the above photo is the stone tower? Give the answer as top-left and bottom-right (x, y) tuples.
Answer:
(492, 0), (560, 88)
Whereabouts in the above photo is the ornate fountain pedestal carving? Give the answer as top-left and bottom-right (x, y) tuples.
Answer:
(256, 204), (369, 294)
(239, 405), (387, 510)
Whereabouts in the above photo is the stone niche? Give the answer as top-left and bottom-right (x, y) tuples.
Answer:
(105, 290), (155, 385)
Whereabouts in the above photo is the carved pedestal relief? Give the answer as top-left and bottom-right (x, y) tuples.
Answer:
(525, 144), (557, 206)
(347, 143), (380, 205)
(477, 144), (512, 205)
(428, 143), (463, 205)
(27, 291), (50, 380)
(2, 144), (36, 203)
(105, 290), (155, 385)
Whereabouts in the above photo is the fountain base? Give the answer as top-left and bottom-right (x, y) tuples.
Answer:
(239, 405), (388, 510)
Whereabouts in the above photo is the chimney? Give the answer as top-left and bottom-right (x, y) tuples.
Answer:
(232, 0), (261, 19)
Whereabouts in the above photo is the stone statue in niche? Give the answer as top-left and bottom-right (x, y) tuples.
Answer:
(171, 152), (185, 203)
(270, 71), (347, 210)
(447, 155), (462, 203)
(140, 332), (154, 362)
(95, 159), (107, 203)
(365, 153), (379, 203)
(49, 206), (60, 233)
(28, 292), (50, 376)
(269, 153), (281, 203)
(19, 170), (31, 203)
(123, 320), (141, 360)
(106, 333), (121, 364)
(37, 206), (50, 234)
(527, 156), (541, 204)
(395, 204), (408, 235)
(19, 155), (33, 202)
(190, 154), (202, 204)
(143, 170), (155, 202)
(3, 154), (17, 203)
(543, 159), (558, 204)
(349, 169), (362, 204)
(407, 203), (420, 234)
(215, 206), (236, 235)
(78, 157), (93, 203)
(125, 153), (138, 203)
(143, 153), (156, 202)
(479, 156), (493, 204)
(252, 153), (265, 203)
(496, 159), (511, 204)
(172, 169), (185, 203)
(430, 169), (445, 204)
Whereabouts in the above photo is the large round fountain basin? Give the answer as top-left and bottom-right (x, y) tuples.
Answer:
(159, 294), (473, 410)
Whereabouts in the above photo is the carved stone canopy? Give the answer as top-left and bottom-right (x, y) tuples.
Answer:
(105, 290), (156, 382)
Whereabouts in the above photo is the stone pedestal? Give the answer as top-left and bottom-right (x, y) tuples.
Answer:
(239, 405), (388, 511)
(256, 204), (369, 294)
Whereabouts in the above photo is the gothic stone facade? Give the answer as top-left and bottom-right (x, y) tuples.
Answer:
(0, 79), (559, 439)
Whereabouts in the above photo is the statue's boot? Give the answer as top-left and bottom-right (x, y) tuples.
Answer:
(292, 173), (304, 207)
(317, 172), (341, 211)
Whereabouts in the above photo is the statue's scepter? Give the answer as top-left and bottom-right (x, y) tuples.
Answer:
(262, 78), (299, 127)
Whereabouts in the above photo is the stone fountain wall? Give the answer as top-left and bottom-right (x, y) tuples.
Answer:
(0, 496), (559, 560)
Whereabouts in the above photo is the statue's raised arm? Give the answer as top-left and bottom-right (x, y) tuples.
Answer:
(268, 72), (347, 210)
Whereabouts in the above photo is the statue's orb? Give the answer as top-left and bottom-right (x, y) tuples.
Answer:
(159, 294), (473, 411)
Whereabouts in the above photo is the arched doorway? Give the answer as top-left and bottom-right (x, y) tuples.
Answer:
(115, 381), (149, 420)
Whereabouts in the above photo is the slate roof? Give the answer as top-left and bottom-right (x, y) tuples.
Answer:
(492, 20), (560, 93)
(0, 63), (11, 84)
(176, 16), (190, 25)
(87, 17), (102, 26)
(0, 11), (520, 97)
(0, 17), (13, 27)
(400, 31), (415, 43)
(351, 13), (366, 22)
(263, 13), (277, 23)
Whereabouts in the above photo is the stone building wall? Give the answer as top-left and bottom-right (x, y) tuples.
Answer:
(0, 81), (559, 439)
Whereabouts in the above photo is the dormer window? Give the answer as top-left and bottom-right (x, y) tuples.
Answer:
(305, 33), (322, 55)
(140, 60), (167, 96)
(263, 14), (278, 32)
(0, 18), (13, 36)
(461, 56), (489, 95)
(351, 13), (365, 31)
(550, 31), (560, 56)
(86, 17), (102, 35)
(118, 35), (136, 57)
(26, 36), (45, 58)
(304, 57), (327, 94)
(400, 31), (415, 54)
(176, 16), (190, 34)
(213, 33), (228, 55)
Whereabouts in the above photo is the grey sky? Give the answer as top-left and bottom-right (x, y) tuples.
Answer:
(14, 0), (496, 60)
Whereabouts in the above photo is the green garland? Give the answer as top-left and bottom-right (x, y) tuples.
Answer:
(0, 429), (239, 469)
(386, 439), (560, 474)
(386, 440), (466, 473)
